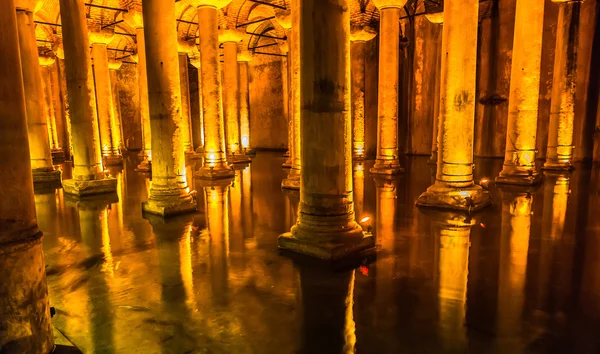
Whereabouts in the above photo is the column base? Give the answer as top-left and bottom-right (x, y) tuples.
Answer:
(282, 159), (292, 168)
(352, 154), (365, 162)
(142, 192), (197, 217)
(195, 165), (235, 179)
(32, 168), (62, 184)
(185, 150), (202, 161)
(244, 148), (257, 156)
(370, 159), (404, 175)
(416, 183), (491, 212)
(278, 227), (374, 261)
(282, 171), (300, 190)
(496, 170), (542, 186)
(103, 154), (123, 166)
(135, 159), (152, 173)
(228, 154), (252, 164)
(62, 177), (118, 197)
(51, 149), (65, 164)
(542, 161), (575, 172)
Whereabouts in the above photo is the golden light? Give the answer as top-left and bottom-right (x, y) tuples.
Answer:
(241, 136), (249, 149)
(360, 216), (370, 223)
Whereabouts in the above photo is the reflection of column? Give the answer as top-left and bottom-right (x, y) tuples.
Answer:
(544, 0), (581, 171)
(353, 163), (365, 221)
(374, 177), (398, 250)
(15, 6), (61, 183)
(496, 189), (532, 340)
(191, 0), (235, 179)
(425, 12), (443, 165)
(278, 0), (373, 260)
(140, 0), (196, 216)
(416, 0), (490, 211)
(350, 27), (377, 161)
(496, 0), (545, 185)
(59, 0), (117, 196)
(370, 0), (406, 175)
(238, 51), (252, 153)
(178, 50), (195, 157)
(579, 168), (600, 318)
(0, 2), (54, 350)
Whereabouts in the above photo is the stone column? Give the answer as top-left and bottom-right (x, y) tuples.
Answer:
(140, 0), (196, 216)
(191, 0), (235, 179)
(15, 5), (61, 184)
(370, 0), (406, 175)
(543, 0), (581, 171)
(496, 0), (545, 185)
(39, 57), (65, 163)
(278, 0), (373, 260)
(238, 50), (252, 154)
(416, 0), (491, 211)
(279, 41), (292, 166)
(220, 31), (250, 163)
(425, 12), (443, 165)
(90, 35), (123, 166)
(108, 62), (124, 154)
(59, 0), (117, 196)
(1, 0), (54, 351)
(279, 3), (301, 190)
(177, 45), (196, 158)
(188, 48), (205, 153)
(350, 27), (377, 161)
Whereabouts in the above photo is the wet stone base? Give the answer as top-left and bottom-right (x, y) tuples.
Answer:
(278, 231), (375, 261)
(62, 178), (118, 197)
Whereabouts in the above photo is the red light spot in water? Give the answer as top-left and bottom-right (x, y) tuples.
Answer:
(360, 265), (369, 276)
(480, 223), (486, 228)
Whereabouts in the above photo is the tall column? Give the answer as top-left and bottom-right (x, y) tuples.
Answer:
(544, 0), (581, 171)
(279, 41), (292, 166)
(177, 45), (196, 158)
(39, 57), (65, 163)
(278, 0), (373, 260)
(496, 0), (545, 185)
(188, 48), (205, 153)
(370, 0), (405, 175)
(220, 31), (250, 163)
(59, 0), (117, 196)
(140, 0), (196, 216)
(90, 34), (123, 166)
(1, 0), (54, 351)
(15, 5), (61, 184)
(191, 0), (235, 179)
(350, 27), (377, 161)
(425, 12), (443, 165)
(281, 1), (301, 190)
(108, 62), (124, 154)
(416, 0), (491, 211)
(238, 50), (252, 154)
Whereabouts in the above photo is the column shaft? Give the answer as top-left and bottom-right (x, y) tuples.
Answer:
(195, 5), (234, 179)
(223, 42), (241, 156)
(0, 1), (54, 351)
(351, 40), (366, 160)
(45, 63), (67, 162)
(544, 1), (581, 170)
(136, 27), (152, 171)
(41, 66), (60, 151)
(371, 7), (403, 175)
(16, 9), (61, 183)
(178, 53), (194, 154)
(239, 60), (251, 151)
(416, 0), (491, 211)
(109, 69), (123, 153)
(497, 0), (545, 184)
(282, 52), (291, 163)
(278, 0), (373, 260)
(141, 0), (196, 216)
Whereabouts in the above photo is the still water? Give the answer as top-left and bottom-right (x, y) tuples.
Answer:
(38, 152), (600, 353)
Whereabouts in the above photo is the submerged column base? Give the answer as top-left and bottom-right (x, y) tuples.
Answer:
(103, 153), (123, 166)
(370, 159), (404, 175)
(228, 154), (252, 164)
(496, 168), (542, 186)
(32, 168), (62, 184)
(142, 189), (197, 217)
(542, 160), (575, 172)
(282, 169), (300, 190)
(416, 183), (491, 212)
(62, 177), (118, 196)
(195, 164), (235, 180)
(0, 228), (54, 354)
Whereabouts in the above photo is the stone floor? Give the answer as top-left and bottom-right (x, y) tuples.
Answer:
(39, 152), (600, 353)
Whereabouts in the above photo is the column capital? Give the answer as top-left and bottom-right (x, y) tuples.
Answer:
(38, 53), (56, 67)
(123, 10), (144, 29)
(188, 46), (201, 68)
(237, 49), (252, 62)
(218, 29), (243, 43)
(425, 12), (444, 24)
(188, 0), (232, 9)
(350, 25), (377, 42)
(89, 30), (115, 45)
(14, 0), (41, 12)
(108, 60), (122, 70)
(371, 0), (408, 10)
(177, 39), (195, 54)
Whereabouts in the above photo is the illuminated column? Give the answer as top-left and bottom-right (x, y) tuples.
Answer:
(278, 0), (374, 260)
(90, 35), (123, 166)
(370, 0), (406, 175)
(350, 26), (377, 161)
(543, 0), (581, 171)
(108, 62), (124, 154)
(416, 0), (491, 211)
(188, 48), (205, 153)
(280, 1), (301, 190)
(425, 12), (443, 164)
(140, 0), (196, 216)
(279, 40), (292, 166)
(15, 5), (61, 184)
(220, 31), (251, 163)
(59, 0), (117, 196)
(39, 58), (64, 162)
(0, 0), (54, 351)
(191, 0), (235, 179)
(496, 0), (545, 184)
(238, 50), (252, 154)
(177, 47), (196, 158)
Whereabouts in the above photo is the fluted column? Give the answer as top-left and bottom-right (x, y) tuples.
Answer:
(177, 45), (196, 158)
(15, 4), (61, 184)
(238, 50), (252, 154)
(59, 0), (117, 196)
(543, 0), (581, 171)
(278, 0), (373, 260)
(140, 0), (196, 216)
(90, 33), (123, 166)
(370, 0), (405, 175)
(416, 0), (490, 211)
(1, 1), (54, 351)
(496, 0), (545, 184)
(425, 12), (443, 165)
(191, 0), (235, 179)
(350, 27), (377, 161)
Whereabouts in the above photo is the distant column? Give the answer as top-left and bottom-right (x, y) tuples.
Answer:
(238, 50), (252, 154)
